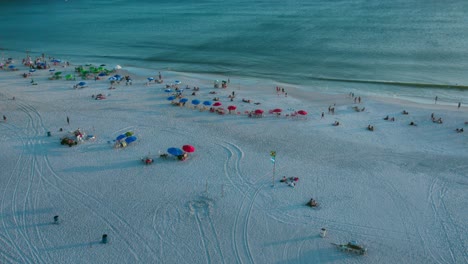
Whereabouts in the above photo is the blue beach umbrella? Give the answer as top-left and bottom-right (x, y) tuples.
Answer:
(191, 99), (201, 105)
(98, 72), (107, 77)
(179, 98), (188, 103)
(51, 59), (61, 63)
(8, 65), (15, 69)
(203, 101), (212, 106)
(167, 147), (184, 156)
(78, 81), (87, 86)
(125, 136), (137, 144)
(116, 134), (126, 141)
(108, 76), (117, 81)
(174, 80), (181, 85)
(29, 69), (36, 72)
(114, 74), (122, 80)
(148, 77), (154, 81)
(49, 68), (56, 72)
(164, 89), (172, 93)
(167, 96), (176, 101)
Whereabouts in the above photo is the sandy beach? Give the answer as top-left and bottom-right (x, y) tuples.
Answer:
(0, 55), (467, 264)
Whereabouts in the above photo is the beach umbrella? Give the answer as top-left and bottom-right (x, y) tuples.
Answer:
(29, 69), (36, 72)
(297, 110), (308, 115)
(8, 65), (15, 69)
(49, 68), (56, 72)
(213, 102), (222, 107)
(78, 81), (87, 86)
(174, 80), (181, 85)
(167, 147), (184, 156)
(254, 109), (264, 114)
(114, 74), (122, 80)
(164, 89), (172, 93)
(182, 145), (195, 153)
(108, 76), (117, 81)
(203, 101), (212, 106)
(98, 72), (107, 77)
(179, 98), (188, 103)
(100, 64), (106, 67)
(167, 96), (176, 101)
(114, 65), (122, 70)
(227, 105), (237, 113)
(147, 77), (154, 81)
(125, 136), (137, 144)
(191, 99), (201, 105)
(272, 108), (282, 113)
(54, 72), (62, 76)
(51, 59), (61, 63)
(116, 134), (126, 141)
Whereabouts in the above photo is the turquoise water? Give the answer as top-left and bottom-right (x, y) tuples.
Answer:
(1, 0), (467, 102)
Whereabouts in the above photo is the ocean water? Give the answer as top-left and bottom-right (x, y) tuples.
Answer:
(1, 0), (467, 103)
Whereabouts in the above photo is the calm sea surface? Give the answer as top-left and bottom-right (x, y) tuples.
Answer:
(1, 0), (467, 102)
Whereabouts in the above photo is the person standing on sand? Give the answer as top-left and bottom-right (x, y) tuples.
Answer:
(321, 112), (324, 119)
(67, 116), (70, 125)
(435, 96), (438, 104)
(3, 115), (6, 121)
(458, 102), (461, 109)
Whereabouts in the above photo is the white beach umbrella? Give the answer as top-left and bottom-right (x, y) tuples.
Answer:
(114, 65), (122, 70)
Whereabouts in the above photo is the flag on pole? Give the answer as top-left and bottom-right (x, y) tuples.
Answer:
(270, 151), (276, 163)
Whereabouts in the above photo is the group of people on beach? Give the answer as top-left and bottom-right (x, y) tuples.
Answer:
(280, 176), (299, 188)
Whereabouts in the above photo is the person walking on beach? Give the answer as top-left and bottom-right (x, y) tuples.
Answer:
(435, 96), (438, 104)
(458, 102), (461, 109)
(321, 112), (324, 119)
(66, 116), (70, 125)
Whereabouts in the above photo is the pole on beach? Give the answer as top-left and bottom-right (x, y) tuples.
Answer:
(270, 151), (276, 186)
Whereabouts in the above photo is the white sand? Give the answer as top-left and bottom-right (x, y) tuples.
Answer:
(0, 58), (467, 264)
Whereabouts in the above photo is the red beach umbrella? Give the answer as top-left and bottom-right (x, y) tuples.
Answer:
(297, 110), (308, 115)
(182, 145), (195, 153)
(213, 102), (222, 107)
(272, 108), (282, 113)
(254, 109), (264, 114)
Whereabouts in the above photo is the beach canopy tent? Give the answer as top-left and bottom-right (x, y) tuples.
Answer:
(182, 145), (195, 153)
(167, 147), (184, 156)
(297, 110), (308, 115)
(203, 101), (212, 106)
(191, 99), (201, 105)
